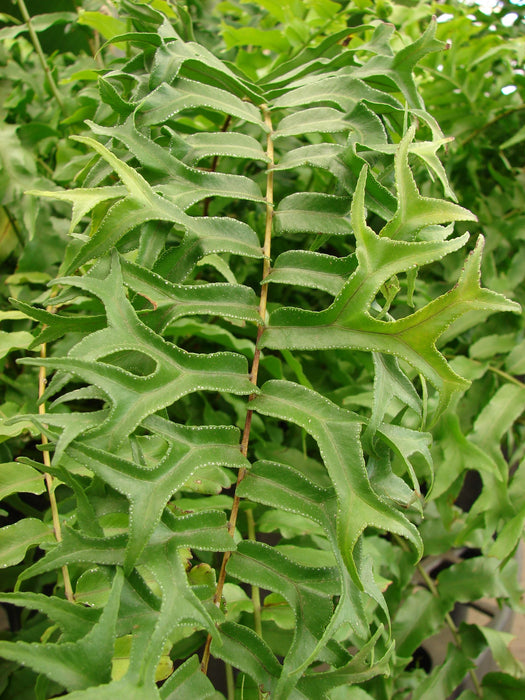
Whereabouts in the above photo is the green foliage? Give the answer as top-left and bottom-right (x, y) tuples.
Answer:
(0, 1), (524, 698)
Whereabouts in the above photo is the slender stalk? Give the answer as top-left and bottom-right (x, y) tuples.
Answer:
(484, 364), (525, 389)
(89, 30), (104, 69)
(453, 356), (525, 389)
(225, 662), (235, 700)
(16, 0), (65, 112)
(201, 106), (274, 674)
(394, 536), (483, 697)
(38, 294), (74, 602)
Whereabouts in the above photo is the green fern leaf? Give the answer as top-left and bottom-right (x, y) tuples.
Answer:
(274, 193), (352, 236)
(265, 250), (356, 296)
(250, 381), (422, 586)
(228, 540), (338, 695)
(0, 569), (123, 692)
(0, 592), (100, 642)
(262, 165), (520, 413)
(136, 79), (266, 129)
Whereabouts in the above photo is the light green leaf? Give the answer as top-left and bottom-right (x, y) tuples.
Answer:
(476, 627), (525, 679)
(86, 120), (264, 209)
(266, 251), (355, 296)
(11, 299), (106, 347)
(353, 19), (444, 108)
(376, 423), (432, 493)
(392, 588), (451, 659)
(98, 78), (135, 117)
(437, 557), (521, 606)
(128, 540), (219, 688)
(75, 568), (112, 608)
(19, 254), (257, 450)
(0, 462), (45, 500)
(222, 25), (289, 52)
(72, 135), (159, 206)
(66, 195), (261, 276)
(183, 132), (269, 164)
(431, 413), (501, 500)
(366, 353), (421, 438)
(237, 458), (374, 641)
(111, 634), (172, 682)
(56, 135), (262, 273)
(272, 143), (343, 172)
(379, 126), (476, 240)
(258, 510), (326, 539)
(62, 414), (245, 570)
(149, 37), (262, 101)
(481, 672), (525, 699)
(295, 630), (392, 698)
(356, 137), (457, 201)
(77, 10), (128, 40)
(26, 185), (127, 233)
(506, 339), (525, 374)
(488, 504), (525, 560)
(469, 333), (517, 360)
(237, 460), (335, 532)
(410, 643), (475, 700)
(0, 330), (35, 358)
(274, 107), (354, 137)
(0, 401), (40, 442)
(17, 528), (127, 581)
(262, 167), (520, 415)
(119, 257), (261, 327)
(272, 75), (401, 113)
(0, 518), (53, 568)
(160, 655), (221, 699)
(4, 271), (51, 285)
(471, 383), (525, 460)
(210, 621), (282, 695)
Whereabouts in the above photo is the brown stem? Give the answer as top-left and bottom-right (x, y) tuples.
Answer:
(201, 106), (274, 674)
(38, 292), (74, 602)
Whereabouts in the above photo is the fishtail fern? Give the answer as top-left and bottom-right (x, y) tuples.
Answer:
(0, 2), (520, 698)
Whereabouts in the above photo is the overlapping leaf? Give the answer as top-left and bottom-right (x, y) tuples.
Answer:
(136, 78), (266, 129)
(31, 134), (263, 275)
(16, 413), (246, 572)
(262, 153), (520, 415)
(236, 460), (374, 644)
(250, 381), (422, 586)
(0, 570), (123, 692)
(227, 540), (339, 696)
(86, 119), (265, 209)
(19, 254), (256, 449)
